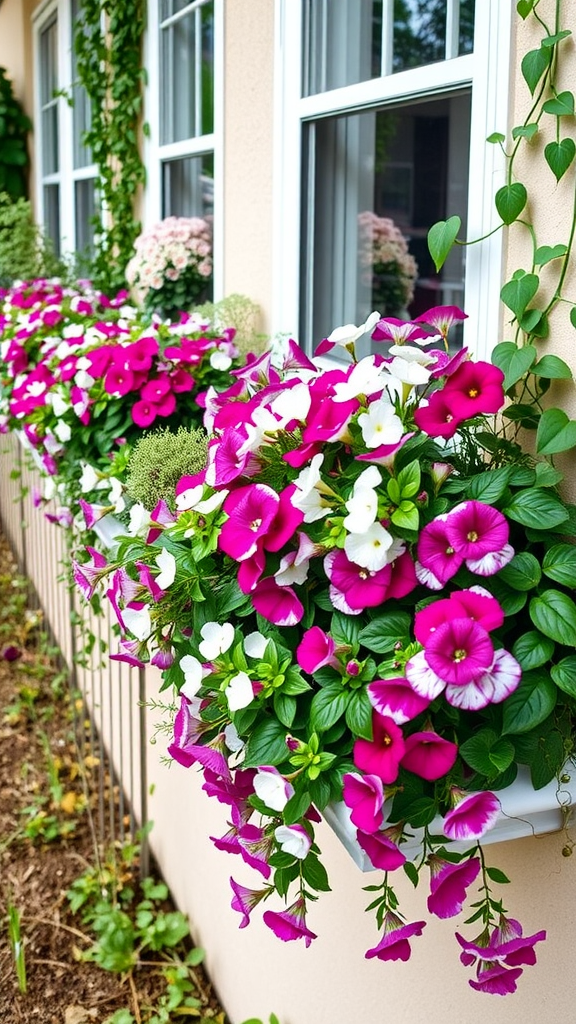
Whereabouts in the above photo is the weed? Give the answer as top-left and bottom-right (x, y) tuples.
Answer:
(6, 901), (26, 993)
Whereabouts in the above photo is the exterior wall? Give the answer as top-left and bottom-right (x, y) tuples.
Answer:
(222, 0), (275, 334)
(0, 0), (26, 97)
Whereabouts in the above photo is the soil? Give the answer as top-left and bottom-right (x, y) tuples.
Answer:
(0, 527), (228, 1024)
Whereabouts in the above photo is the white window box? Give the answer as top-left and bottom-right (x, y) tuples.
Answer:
(323, 765), (576, 871)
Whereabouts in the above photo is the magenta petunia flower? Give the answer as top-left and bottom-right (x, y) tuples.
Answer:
(443, 789), (500, 841)
(141, 376), (172, 402)
(413, 388), (467, 439)
(131, 399), (158, 428)
(251, 577), (304, 625)
(427, 856), (481, 919)
(230, 877), (271, 929)
(324, 549), (393, 612)
(424, 618), (494, 686)
(445, 501), (509, 560)
(342, 772), (385, 833)
(297, 626), (338, 674)
(442, 360), (505, 416)
(103, 361), (135, 397)
(468, 962), (524, 995)
(365, 912), (426, 962)
(263, 897), (317, 947)
(456, 919), (546, 970)
(372, 317), (433, 345)
(219, 484), (280, 561)
(400, 731), (458, 781)
(367, 678), (431, 724)
(416, 517), (464, 587)
(353, 713), (405, 784)
(356, 829), (406, 871)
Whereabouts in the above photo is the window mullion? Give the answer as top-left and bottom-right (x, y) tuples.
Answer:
(446, 0), (461, 60)
(381, 0), (393, 77)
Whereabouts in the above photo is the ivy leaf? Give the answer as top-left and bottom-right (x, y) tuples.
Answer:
(534, 244), (568, 266)
(503, 489), (569, 530)
(459, 730), (515, 777)
(487, 131), (505, 144)
(570, 307), (576, 330)
(544, 139), (576, 181)
(427, 216), (461, 272)
(542, 544), (576, 587)
(498, 551), (542, 591)
(521, 46), (551, 94)
(536, 408), (576, 455)
(541, 30), (573, 48)
(529, 590), (576, 646)
(531, 354), (573, 378)
(542, 91), (575, 116)
(516, 0), (534, 17)
(551, 656), (576, 698)
(495, 182), (527, 225)
(502, 671), (557, 735)
(491, 341), (536, 389)
(500, 274), (540, 319)
(511, 122), (538, 140)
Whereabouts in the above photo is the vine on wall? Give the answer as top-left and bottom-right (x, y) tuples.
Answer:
(429, 0), (576, 460)
(74, 0), (148, 294)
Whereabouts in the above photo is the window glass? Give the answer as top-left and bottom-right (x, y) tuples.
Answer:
(39, 18), (59, 176)
(160, 0), (214, 144)
(303, 0), (476, 96)
(162, 153), (214, 219)
(301, 92), (470, 349)
(75, 179), (97, 257)
(43, 184), (61, 256)
(71, 0), (93, 168)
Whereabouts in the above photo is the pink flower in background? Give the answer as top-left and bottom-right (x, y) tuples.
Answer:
(353, 713), (405, 783)
(131, 399), (158, 428)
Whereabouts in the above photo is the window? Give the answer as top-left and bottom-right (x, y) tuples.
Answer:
(274, 0), (513, 356)
(146, 0), (222, 297)
(35, 1), (99, 261)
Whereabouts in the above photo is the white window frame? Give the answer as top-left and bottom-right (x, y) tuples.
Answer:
(144, 0), (224, 300)
(273, 0), (513, 357)
(33, 0), (99, 258)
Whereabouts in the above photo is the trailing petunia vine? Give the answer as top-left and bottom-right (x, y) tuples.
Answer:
(73, 0), (147, 295)
(429, 0), (576, 463)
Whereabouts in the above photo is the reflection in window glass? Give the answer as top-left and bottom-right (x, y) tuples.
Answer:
(75, 180), (97, 258)
(301, 93), (471, 351)
(393, 0), (475, 72)
(71, 0), (93, 168)
(162, 153), (214, 220)
(43, 184), (61, 257)
(160, 0), (214, 145)
(39, 18), (59, 177)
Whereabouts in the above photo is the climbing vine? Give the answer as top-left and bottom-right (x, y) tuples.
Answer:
(428, 0), (576, 459)
(74, 0), (147, 294)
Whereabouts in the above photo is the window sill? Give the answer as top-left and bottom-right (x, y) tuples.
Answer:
(323, 765), (576, 871)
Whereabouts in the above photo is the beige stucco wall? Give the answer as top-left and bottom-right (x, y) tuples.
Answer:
(222, 0), (275, 335)
(0, 0), (26, 98)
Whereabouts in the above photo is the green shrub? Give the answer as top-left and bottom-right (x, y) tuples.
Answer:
(125, 426), (209, 511)
(0, 193), (64, 286)
(0, 67), (31, 200)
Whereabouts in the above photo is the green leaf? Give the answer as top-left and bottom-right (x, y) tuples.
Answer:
(542, 91), (575, 116)
(466, 467), (512, 503)
(512, 122), (538, 140)
(397, 459), (421, 499)
(498, 551), (542, 591)
(541, 30), (573, 48)
(487, 131), (506, 144)
(427, 216), (461, 272)
(529, 730), (566, 789)
(533, 244), (568, 268)
(542, 544), (576, 587)
(301, 854), (331, 892)
(512, 631), (555, 671)
(404, 797), (438, 829)
(485, 866), (511, 885)
(495, 182), (527, 225)
(502, 402), (540, 428)
(500, 274), (540, 319)
(459, 729), (515, 777)
(390, 505), (419, 531)
(521, 46), (551, 94)
(358, 611), (411, 653)
(544, 138), (576, 181)
(532, 354), (573, 379)
(536, 408), (576, 455)
(551, 656), (576, 698)
(273, 692), (297, 729)
(502, 671), (557, 735)
(534, 462), (564, 487)
(504, 489), (569, 530)
(309, 686), (349, 733)
(530, 590), (576, 646)
(518, 308), (544, 334)
(345, 688), (374, 740)
(243, 719), (290, 768)
(403, 861), (419, 887)
(491, 341), (536, 389)
(516, 0), (534, 17)
(570, 306), (576, 330)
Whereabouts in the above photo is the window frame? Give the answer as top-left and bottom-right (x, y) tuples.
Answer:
(273, 0), (514, 357)
(144, 0), (224, 300)
(33, 0), (99, 259)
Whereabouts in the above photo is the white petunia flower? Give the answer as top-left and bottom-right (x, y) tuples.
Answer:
(155, 547), (177, 589)
(243, 631), (269, 659)
(326, 310), (380, 348)
(275, 551), (310, 587)
(123, 605), (152, 641)
(53, 419), (72, 443)
(332, 356), (390, 403)
(226, 671), (254, 712)
(274, 824), (312, 860)
(179, 654), (205, 698)
(50, 392), (70, 417)
(198, 621), (235, 660)
(128, 502), (151, 536)
(358, 398), (404, 449)
(344, 522), (394, 571)
(210, 350), (232, 371)
(79, 463), (100, 494)
(253, 768), (294, 811)
(270, 382), (312, 424)
(175, 484), (204, 512)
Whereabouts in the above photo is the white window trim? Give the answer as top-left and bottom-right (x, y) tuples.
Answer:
(144, 0), (223, 300)
(33, 0), (99, 257)
(273, 0), (513, 359)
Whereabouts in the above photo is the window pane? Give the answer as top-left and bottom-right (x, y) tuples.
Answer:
(75, 178), (97, 257)
(162, 153), (214, 219)
(303, 0), (382, 97)
(301, 93), (471, 351)
(39, 18), (58, 105)
(71, 0), (93, 168)
(303, 0), (476, 94)
(44, 184), (61, 257)
(160, 0), (214, 144)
